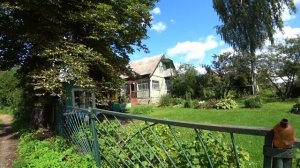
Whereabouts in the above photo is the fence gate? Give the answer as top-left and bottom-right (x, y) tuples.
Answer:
(59, 107), (300, 168)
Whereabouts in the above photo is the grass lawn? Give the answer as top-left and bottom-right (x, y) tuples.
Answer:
(131, 99), (300, 167)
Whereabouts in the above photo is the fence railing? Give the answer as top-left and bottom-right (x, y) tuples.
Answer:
(61, 107), (300, 168)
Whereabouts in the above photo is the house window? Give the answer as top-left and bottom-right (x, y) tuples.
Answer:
(152, 80), (160, 90)
(137, 81), (149, 91)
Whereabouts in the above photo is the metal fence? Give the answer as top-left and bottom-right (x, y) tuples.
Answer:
(61, 107), (300, 168)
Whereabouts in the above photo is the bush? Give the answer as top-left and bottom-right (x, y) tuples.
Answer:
(95, 120), (250, 167)
(215, 98), (238, 109)
(291, 99), (300, 114)
(159, 95), (173, 107)
(259, 87), (276, 97)
(13, 129), (96, 168)
(183, 99), (199, 108)
(197, 99), (218, 109)
(183, 99), (193, 108)
(131, 105), (154, 114)
(244, 96), (263, 108)
(172, 97), (184, 106)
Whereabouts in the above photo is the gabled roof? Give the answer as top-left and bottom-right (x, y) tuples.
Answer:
(130, 54), (163, 76)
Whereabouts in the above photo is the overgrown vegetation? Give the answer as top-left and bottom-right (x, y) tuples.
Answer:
(244, 96), (263, 108)
(13, 129), (96, 168)
(0, 0), (158, 129)
(159, 95), (174, 107)
(215, 98), (238, 109)
(95, 121), (250, 167)
(0, 67), (22, 114)
(130, 105), (154, 114)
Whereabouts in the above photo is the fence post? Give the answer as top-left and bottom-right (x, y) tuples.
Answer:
(263, 129), (294, 168)
(89, 107), (101, 167)
(263, 130), (274, 168)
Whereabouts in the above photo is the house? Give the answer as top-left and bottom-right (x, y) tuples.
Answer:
(122, 54), (176, 104)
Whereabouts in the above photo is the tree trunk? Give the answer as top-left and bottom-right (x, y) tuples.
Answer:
(250, 51), (258, 95)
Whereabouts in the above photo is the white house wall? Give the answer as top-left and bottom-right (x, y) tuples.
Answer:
(134, 60), (175, 104)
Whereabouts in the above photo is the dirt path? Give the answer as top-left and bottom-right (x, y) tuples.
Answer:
(0, 114), (18, 168)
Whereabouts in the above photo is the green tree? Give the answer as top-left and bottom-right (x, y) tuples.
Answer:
(204, 52), (251, 98)
(0, 0), (157, 127)
(172, 64), (199, 99)
(213, 0), (296, 95)
(0, 67), (22, 109)
(259, 36), (300, 100)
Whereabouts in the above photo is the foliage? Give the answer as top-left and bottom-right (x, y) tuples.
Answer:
(0, 106), (14, 114)
(244, 96), (263, 108)
(0, 0), (158, 128)
(258, 87), (276, 98)
(291, 99), (300, 114)
(215, 98), (238, 109)
(183, 99), (198, 109)
(147, 99), (300, 167)
(172, 97), (184, 106)
(197, 99), (219, 109)
(172, 64), (199, 99)
(13, 129), (96, 168)
(213, 0), (296, 95)
(95, 120), (250, 167)
(203, 52), (251, 98)
(159, 94), (174, 107)
(0, 67), (22, 112)
(130, 105), (154, 115)
(296, 149), (300, 167)
(258, 36), (300, 100)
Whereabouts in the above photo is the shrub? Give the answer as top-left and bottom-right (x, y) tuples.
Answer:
(172, 97), (184, 106)
(244, 96), (263, 108)
(197, 99), (218, 109)
(291, 99), (300, 114)
(13, 129), (96, 168)
(131, 105), (154, 114)
(95, 120), (251, 167)
(159, 95), (173, 107)
(183, 99), (199, 108)
(215, 98), (238, 109)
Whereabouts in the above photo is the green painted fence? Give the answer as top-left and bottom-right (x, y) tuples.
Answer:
(60, 107), (300, 168)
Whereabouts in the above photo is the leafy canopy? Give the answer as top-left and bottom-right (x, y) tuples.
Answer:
(213, 0), (296, 53)
(0, 0), (157, 95)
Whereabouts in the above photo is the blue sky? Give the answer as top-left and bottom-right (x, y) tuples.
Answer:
(130, 0), (300, 73)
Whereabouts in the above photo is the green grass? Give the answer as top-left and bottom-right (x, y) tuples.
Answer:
(0, 106), (14, 114)
(132, 99), (300, 167)
(0, 119), (3, 124)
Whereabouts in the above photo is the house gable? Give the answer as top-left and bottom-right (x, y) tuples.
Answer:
(124, 55), (176, 104)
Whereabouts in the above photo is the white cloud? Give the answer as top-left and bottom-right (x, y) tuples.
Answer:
(151, 7), (161, 15)
(282, 5), (296, 21)
(170, 19), (176, 24)
(151, 22), (167, 33)
(166, 35), (219, 62)
(274, 26), (300, 42)
(295, 0), (300, 5)
(195, 66), (207, 74)
(219, 47), (233, 54)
